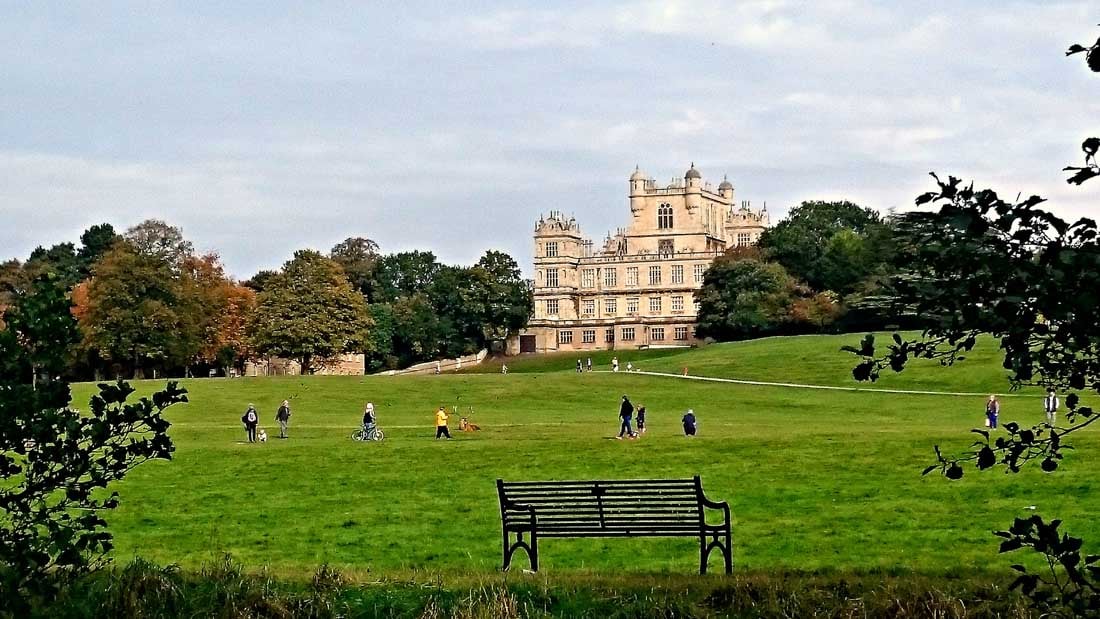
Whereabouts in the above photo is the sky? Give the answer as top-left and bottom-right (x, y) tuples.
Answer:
(1, 1), (1098, 279)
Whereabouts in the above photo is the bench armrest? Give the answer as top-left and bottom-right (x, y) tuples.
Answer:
(700, 496), (731, 525)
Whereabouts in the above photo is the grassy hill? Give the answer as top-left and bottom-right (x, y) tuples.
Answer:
(468, 332), (1029, 395)
(70, 333), (1093, 580)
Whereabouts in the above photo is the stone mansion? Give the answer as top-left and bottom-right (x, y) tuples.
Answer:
(519, 164), (769, 353)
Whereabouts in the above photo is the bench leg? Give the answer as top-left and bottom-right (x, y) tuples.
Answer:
(700, 531), (733, 575)
(502, 531), (538, 572)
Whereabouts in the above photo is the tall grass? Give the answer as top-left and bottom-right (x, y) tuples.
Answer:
(23, 557), (1033, 618)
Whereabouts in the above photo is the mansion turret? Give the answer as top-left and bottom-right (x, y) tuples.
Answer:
(519, 164), (769, 353)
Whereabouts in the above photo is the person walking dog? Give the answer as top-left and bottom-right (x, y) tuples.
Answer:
(275, 400), (291, 439)
(435, 406), (452, 439)
(242, 404), (259, 443)
(617, 395), (636, 439)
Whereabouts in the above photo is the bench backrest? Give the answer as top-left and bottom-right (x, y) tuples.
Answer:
(497, 477), (705, 536)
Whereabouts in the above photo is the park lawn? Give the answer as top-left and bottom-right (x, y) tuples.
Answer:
(69, 334), (1095, 580)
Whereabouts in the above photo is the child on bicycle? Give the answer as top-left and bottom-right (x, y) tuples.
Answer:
(362, 402), (376, 434)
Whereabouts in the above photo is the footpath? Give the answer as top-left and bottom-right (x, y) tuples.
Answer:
(610, 369), (1027, 398)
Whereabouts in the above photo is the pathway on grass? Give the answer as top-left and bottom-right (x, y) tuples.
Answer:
(612, 370), (1028, 398)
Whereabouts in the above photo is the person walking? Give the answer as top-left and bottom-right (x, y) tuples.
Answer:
(985, 395), (1000, 429)
(275, 400), (291, 439)
(501, 363), (508, 375)
(241, 404), (259, 443)
(682, 409), (697, 436)
(612, 357), (619, 372)
(435, 406), (452, 439)
(576, 359), (583, 373)
(1044, 389), (1060, 427)
(586, 358), (592, 372)
(636, 404), (647, 434)
(617, 395), (636, 439)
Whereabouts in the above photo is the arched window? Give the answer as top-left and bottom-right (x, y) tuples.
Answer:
(657, 203), (673, 229)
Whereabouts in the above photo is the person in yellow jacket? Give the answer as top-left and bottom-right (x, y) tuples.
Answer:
(435, 406), (452, 439)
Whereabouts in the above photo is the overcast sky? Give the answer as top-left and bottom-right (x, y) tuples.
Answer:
(2, 1), (1097, 279)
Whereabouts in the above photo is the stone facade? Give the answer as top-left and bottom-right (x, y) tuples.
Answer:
(244, 353), (365, 376)
(521, 164), (769, 352)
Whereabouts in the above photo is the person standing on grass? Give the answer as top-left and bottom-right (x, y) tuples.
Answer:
(612, 357), (619, 372)
(985, 395), (1000, 429)
(241, 404), (259, 443)
(682, 409), (697, 436)
(636, 404), (647, 434)
(586, 358), (592, 372)
(1044, 389), (1060, 427)
(435, 406), (452, 439)
(275, 400), (291, 439)
(617, 395), (636, 440)
(576, 359), (583, 373)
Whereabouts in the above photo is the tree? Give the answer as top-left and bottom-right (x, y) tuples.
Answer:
(0, 275), (187, 611)
(471, 250), (533, 342)
(249, 250), (372, 374)
(242, 269), (279, 293)
(329, 236), (380, 295)
(368, 251), (441, 303)
(695, 256), (796, 341)
(758, 200), (893, 295)
(123, 219), (194, 268)
(76, 223), (120, 275)
(841, 26), (1100, 615)
(79, 244), (185, 378)
(24, 242), (82, 289)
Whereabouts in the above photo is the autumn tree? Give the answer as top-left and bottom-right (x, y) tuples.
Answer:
(249, 250), (372, 374)
(79, 243), (185, 378)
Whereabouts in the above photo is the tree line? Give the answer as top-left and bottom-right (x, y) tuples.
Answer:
(0, 221), (532, 379)
(695, 200), (912, 341)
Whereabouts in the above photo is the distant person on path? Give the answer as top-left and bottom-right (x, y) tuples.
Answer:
(586, 358), (592, 372)
(275, 400), (291, 439)
(617, 395), (636, 440)
(435, 361), (441, 375)
(501, 363), (508, 374)
(636, 405), (647, 434)
(1044, 389), (1060, 427)
(576, 359), (583, 373)
(241, 404), (259, 443)
(682, 409), (697, 436)
(435, 406), (452, 439)
(612, 357), (619, 372)
(985, 395), (1000, 429)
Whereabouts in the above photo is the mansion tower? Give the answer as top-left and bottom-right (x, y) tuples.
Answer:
(520, 164), (769, 353)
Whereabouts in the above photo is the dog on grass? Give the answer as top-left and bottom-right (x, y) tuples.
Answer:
(459, 417), (481, 432)
(258, 428), (268, 442)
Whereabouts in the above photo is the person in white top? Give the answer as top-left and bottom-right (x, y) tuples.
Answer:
(1044, 389), (1060, 427)
(612, 357), (619, 372)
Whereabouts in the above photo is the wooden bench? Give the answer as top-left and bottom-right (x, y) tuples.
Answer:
(496, 476), (732, 574)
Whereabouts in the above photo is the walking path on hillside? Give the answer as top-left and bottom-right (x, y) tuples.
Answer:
(611, 370), (1028, 398)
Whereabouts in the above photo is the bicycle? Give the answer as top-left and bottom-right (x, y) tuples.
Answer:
(350, 424), (385, 442)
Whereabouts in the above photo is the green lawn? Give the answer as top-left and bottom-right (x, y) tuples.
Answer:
(71, 333), (1096, 579)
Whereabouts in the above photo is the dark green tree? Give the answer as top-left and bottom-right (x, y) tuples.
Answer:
(249, 250), (372, 373)
(76, 223), (120, 275)
(0, 273), (187, 612)
(329, 236), (380, 295)
(758, 200), (893, 295)
(368, 251), (441, 303)
(695, 256), (796, 340)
